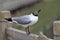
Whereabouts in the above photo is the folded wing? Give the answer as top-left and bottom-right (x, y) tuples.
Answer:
(12, 16), (31, 25)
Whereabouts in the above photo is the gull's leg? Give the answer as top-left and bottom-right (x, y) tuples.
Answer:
(25, 26), (31, 35)
(25, 27), (27, 33)
(27, 26), (31, 35)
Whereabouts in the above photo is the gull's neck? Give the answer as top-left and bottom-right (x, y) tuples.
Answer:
(30, 13), (38, 16)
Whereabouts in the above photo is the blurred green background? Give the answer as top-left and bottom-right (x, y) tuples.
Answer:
(11, 0), (60, 38)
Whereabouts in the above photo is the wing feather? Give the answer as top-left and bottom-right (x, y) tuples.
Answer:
(12, 15), (31, 25)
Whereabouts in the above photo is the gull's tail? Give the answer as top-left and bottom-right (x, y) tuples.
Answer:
(5, 17), (18, 23)
(5, 18), (12, 22)
(5, 18), (13, 23)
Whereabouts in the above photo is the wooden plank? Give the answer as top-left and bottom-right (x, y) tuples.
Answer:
(39, 32), (47, 40)
(39, 32), (53, 40)
(7, 27), (39, 40)
(0, 11), (11, 40)
(53, 21), (60, 40)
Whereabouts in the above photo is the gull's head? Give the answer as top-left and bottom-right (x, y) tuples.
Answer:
(32, 9), (41, 16)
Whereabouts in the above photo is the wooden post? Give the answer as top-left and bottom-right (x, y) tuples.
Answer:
(53, 21), (60, 40)
(0, 11), (11, 40)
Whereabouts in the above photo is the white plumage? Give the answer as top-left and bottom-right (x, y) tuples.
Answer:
(11, 13), (38, 27)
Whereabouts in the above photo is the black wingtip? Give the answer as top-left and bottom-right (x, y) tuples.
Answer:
(5, 18), (12, 22)
(38, 9), (41, 13)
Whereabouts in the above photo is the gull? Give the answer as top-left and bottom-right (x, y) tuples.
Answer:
(5, 9), (41, 35)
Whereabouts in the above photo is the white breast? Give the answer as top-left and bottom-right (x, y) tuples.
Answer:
(29, 14), (38, 26)
(20, 14), (38, 27)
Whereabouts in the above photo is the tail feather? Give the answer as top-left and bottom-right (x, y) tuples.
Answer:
(5, 18), (12, 22)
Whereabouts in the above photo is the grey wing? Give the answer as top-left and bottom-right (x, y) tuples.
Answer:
(12, 16), (31, 25)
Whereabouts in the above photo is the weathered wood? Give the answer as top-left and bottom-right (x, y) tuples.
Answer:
(38, 32), (47, 40)
(0, 11), (11, 40)
(53, 21), (60, 40)
(53, 21), (60, 35)
(0, 11), (11, 21)
(38, 32), (53, 40)
(7, 27), (39, 40)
